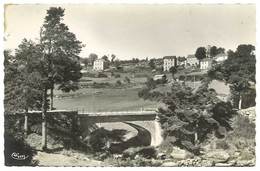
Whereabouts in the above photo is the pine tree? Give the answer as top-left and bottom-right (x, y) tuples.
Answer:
(38, 7), (84, 150)
(40, 7), (84, 110)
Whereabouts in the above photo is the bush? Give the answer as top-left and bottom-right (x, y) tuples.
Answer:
(122, 146), (157, 159)
(97, 72), (108, 78)
(114, 74), (121, 78)
(92, 82), (111, 88)
(115, 80), (122, 87)
(82, 72), (96, 78)
(138, 88), (150, 100)
(124, 76), (131, 83)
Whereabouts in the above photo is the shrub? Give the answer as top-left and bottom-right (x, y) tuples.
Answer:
(92, 82), (110, 88)
(114, 74), (121, 78)
(124, 76), (131, 83)
(82, 72), (96, 78)
(115, 80), (122, 87)
(97, 72), (108, 78)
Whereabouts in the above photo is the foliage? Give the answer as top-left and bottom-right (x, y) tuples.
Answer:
(88, 53), (98, 65)
(102, 55), (110, 63)
(124, 76), (131, 83)
(82, 58), (89, 67)
(40, 7), (83, 93)
(208, 44), (255, 108)
(195, 47), (206, 60)
(111, 54), (116, 63)
(87, 128), (127, 152)
(159, 82), (235, 154)
(145, 77), (157, 89)
(210, 46), (218, 57)
(210, 46), (225, 57)
(97, 72), (108, 78)
(4, 40), (43, 113)
(115, 80), (122, 86)
(148, 59), (156, 69)
(169, 66), (178, 78)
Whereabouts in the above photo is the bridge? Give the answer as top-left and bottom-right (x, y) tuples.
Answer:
(14, 110), (163, 148)
(78, 110), (163, 147)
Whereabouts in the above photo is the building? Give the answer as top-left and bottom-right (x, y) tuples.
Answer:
(200, 58), (213, 70)
(213, 53), (228, 63)
(153, 74), (167, 81)
(163, 56), (177, 71)
(93, 59), (107, 71)
(186, 55), (199, 67)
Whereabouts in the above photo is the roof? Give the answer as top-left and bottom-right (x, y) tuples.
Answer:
(163, 56), (176, 59)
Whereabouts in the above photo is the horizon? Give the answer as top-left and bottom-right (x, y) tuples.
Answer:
(4, 4), (255, 60)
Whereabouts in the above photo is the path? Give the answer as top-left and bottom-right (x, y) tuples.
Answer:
(33, 151), (109, 166)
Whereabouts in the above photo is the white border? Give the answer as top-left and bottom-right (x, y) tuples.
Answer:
(0, 0), (258, 171)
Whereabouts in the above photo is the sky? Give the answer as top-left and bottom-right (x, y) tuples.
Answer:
(4, 4), (256, 60)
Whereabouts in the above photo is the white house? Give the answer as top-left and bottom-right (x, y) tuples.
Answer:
(163, 56), (177, 71)
(186, 55), (199, 67)
(93, 59), (106, 71)
(213, 53), (228, 63)
(200, 58), (213, 70)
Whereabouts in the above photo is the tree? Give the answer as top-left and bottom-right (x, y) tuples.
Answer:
(88, 53), (98, 65)
(39, 7), (84, 149)
(124, 76), (131, 84)
(148, 59), (156, 69)
(102, 55), (109, 62)
(4, 40), (43, 113)
(217, 47), (225, 54)
(208, 44), (255, 109)
(82, 58), (89, 67)
(111, 54), (116, 63)
(159, 82), (234, 154)
(4, 40), (43, 136)
(169, 66), (178, 79)
(40, 6), (83, 109)
(195, 47), (207, 60)
(209, 46), (218, 57)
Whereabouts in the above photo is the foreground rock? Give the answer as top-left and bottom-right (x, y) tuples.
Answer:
(203, 150), (230, 163)
(170, 147), (194, 160)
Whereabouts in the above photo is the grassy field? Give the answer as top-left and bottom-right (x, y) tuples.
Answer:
(53, 87), (161, 112)
(53, 68), (162, 112)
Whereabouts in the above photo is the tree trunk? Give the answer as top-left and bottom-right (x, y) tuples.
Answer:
(24, 108), (28, 137)
(50, 85), (54, 110)
(41, 88), (48, 151)
(238, 95), (242, 110)
(194, 122), (199, 145)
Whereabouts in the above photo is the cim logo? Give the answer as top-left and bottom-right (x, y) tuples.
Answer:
(11, 152), (29, 160)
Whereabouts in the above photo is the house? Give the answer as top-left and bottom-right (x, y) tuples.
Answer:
(163, 56), (177, 71)
(153, 74), (166, 81)
(186, 55), (199, 67)
(153, 74), (167, 84)
(213, 53), (228, 63)
(93, 59), (108, 71)
(200, 58), (213, 70)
